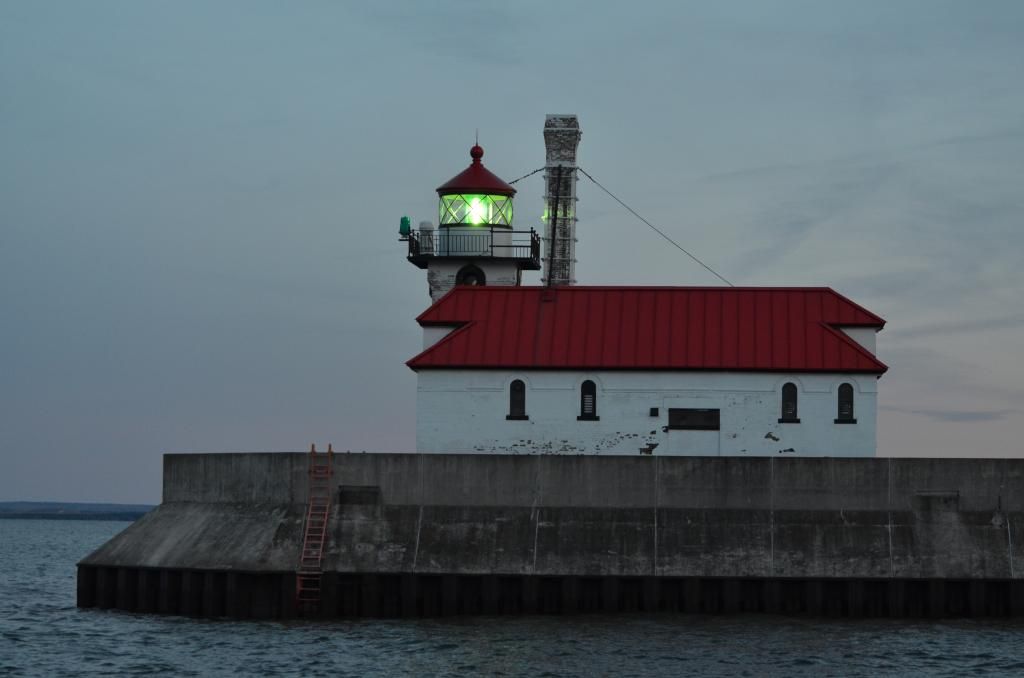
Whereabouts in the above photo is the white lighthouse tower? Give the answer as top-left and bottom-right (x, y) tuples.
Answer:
(402, 144), (541, 302)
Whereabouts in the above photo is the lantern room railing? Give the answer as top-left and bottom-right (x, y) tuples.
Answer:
(406, 228), (541, 270)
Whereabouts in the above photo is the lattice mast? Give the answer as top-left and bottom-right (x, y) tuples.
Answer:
(542, 115), (582, 286)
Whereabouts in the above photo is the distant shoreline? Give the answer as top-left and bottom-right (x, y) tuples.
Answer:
(0, 501), (153, 522)
(0, 513), (148, 521)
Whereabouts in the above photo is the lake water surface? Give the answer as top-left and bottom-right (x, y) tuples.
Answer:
(2, 519), (1024, 677)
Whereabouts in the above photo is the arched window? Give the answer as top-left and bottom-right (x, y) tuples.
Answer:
(456, 264), (486, 287)
(578, 380), (599, 420)
(779, 382), (799, 423)
(507, 379), (527, 420)
(836, 383), (856, 423)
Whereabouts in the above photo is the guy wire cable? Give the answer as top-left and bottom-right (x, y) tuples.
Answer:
(577, 167), (734, 287)
(508, 167), (545, 185)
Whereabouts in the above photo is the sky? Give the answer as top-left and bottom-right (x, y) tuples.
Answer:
(2, 1), (1023, 503)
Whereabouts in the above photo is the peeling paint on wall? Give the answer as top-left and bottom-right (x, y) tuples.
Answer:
(417, 370), (877, 457)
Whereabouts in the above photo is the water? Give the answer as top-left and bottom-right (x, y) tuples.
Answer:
(3, 520), (1024, 677)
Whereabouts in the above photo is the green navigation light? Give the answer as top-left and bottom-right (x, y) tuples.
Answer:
(468, 198), (485, 225)
(439, 193), (513, 226)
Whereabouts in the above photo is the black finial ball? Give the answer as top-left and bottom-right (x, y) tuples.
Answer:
(470, 144), (484, 160)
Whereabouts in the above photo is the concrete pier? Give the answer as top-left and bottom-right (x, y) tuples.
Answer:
(78, 453), (1024, 618)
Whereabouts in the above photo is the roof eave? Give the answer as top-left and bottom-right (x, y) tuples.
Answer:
(408, 364), (888, 374)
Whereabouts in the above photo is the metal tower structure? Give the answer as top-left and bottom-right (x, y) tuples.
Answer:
(542, 115), (582, 286)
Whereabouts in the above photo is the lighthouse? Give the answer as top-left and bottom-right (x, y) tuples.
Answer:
(404, 125), (884, 459)
(401, 144), (544, 301)
(402, 144), (541, 301)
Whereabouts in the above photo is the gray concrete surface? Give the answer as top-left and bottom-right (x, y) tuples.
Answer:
(82, 453), (1024, 579)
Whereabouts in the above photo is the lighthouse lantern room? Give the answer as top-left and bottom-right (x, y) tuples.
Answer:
(403, 144), (541, 301)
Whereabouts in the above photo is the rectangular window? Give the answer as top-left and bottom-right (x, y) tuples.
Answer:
(667, 408), (720, 431)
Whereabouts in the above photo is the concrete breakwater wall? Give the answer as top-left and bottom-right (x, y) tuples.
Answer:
(78, 453), (1024, 618)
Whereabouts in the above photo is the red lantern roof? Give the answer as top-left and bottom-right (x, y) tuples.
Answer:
(408, 286), (887, 373)
(436, 145), (516, 196)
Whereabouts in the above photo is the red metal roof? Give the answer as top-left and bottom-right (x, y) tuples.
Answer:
(408, 286), (887, 373)
(436, 145), (516, 196)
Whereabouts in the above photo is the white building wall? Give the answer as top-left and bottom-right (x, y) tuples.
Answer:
(416, 370), (878, 457)
(426, 260), (520, 302)
(422, 326), (457, 350)
(839, 327), (877, 355)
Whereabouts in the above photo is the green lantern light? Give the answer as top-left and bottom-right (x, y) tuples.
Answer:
(435, 144), (516, 228)
(438, 193), (513, 227)
(468, 197), (485, 225)
(399, 215), (411, 237)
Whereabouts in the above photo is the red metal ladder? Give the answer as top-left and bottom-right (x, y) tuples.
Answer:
(296, 443), (334, 615)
